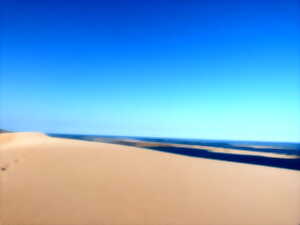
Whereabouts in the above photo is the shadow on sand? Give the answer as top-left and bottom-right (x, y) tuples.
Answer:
(135, 138), (300, 155)
(145, 146), (300, 171)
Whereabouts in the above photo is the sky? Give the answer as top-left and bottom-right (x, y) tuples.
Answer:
(1, 0), (300, 142)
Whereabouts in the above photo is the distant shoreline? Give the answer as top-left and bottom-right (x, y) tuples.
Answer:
(49, 133), (300, 171)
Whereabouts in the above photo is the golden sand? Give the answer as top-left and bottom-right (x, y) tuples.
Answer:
(1, 132), (300, 225)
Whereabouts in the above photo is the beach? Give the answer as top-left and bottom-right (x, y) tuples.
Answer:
(1, 132), (300, 225)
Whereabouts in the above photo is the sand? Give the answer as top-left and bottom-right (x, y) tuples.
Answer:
(93, 138), (299, 159)
(0, 132), (299, 225)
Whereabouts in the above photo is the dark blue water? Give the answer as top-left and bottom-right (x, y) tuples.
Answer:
(48, 133), (300, 171)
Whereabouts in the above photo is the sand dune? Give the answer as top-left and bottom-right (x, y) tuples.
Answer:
(1, 132), (300, 225)
(101, 139), (298, 159)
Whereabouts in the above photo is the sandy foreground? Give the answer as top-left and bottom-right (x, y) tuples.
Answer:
(0, 133), (299, 225)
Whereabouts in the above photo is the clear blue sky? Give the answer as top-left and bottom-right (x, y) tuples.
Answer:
(1, 0), (299, 142)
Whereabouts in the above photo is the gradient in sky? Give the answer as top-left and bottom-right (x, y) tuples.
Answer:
(1, 0), (300, 142)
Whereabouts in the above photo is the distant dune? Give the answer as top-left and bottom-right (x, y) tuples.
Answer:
(1, 132), (300, 225)
(94, 138), (299, 159)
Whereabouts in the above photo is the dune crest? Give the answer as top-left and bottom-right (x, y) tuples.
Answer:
(0, 132), (47, 148)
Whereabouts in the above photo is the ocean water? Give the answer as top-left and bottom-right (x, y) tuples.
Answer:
(48, 133), (300, 171)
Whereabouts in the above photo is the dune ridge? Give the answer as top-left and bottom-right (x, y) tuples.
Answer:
(0, 132), (300, 225)
(0, 132), (47, 148)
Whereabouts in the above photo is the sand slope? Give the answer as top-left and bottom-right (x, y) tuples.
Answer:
(1, 132), (300, 225)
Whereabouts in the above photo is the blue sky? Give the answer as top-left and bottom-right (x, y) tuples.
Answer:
(1, 0), (300, 142)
